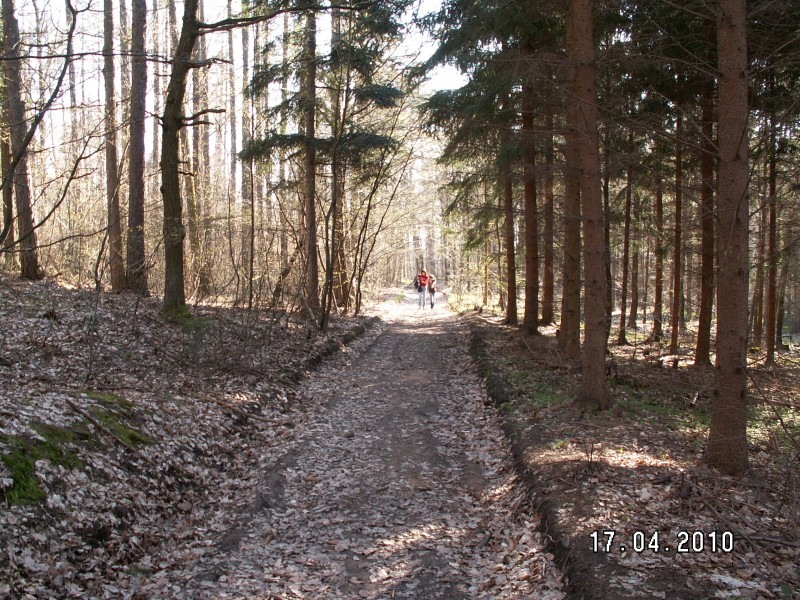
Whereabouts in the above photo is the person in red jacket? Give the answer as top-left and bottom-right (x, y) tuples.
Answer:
(416, 269), (429, 308)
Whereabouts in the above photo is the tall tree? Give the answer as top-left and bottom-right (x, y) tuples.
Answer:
(2, 0), (41, 280)
(301, 9), (320, 313)
(651, 176), (664, 341)
(521, 82), (539, 334)
(127, 0), (148, 294)
(669, 70), (684, 356)
(103, 0), (125, 290)
(694, 64), (715, 366)
(705, 0), (750, 475)
(569, 0), (608, 409)
(541, 111), (555, 325)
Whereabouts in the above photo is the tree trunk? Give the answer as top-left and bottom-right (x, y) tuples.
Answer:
(669, 71), (684, 356)
(602, 124), (612, 337)
(241, 10), (255, 308)
(330, 7), (347, 313)
(502, 170), (518, 326)
(751, 190), (766, 344)
(521, 83), (538, 334)
(3, 0), (41, 280)
(104, 0), (125, 290)
(569, 0), (608, 408)
(629, 188), (640, 329)
(695, 72), (715, 365)
(775, 249), (789, 350)
(161, 0), (200, 312)
(765, 109), (777, 364)
(617, 145), (633, 345)
(542, 111), (555, 325)
(705, 0), (749, 475)
(302, 9), (319, 313)
(560, 131), (581, 359)
(652, 177), (664, 341)
(278, 12), (290, 269)
(1, 86), (15, 269)
(126, 0), (148, 294)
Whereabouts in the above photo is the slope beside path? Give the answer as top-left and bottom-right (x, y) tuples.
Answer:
(136, 291), (565, 599)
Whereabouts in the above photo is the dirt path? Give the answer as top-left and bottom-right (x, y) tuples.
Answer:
(137, 293), (564, 599)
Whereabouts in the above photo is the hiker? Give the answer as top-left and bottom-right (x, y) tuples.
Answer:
(416, 269), (429, 308)
(428, 273), (437, 309)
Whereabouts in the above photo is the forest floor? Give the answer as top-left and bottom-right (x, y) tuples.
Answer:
(0, 276), (564, 599)
(465, 308), (800, 599)
(1, 274), (798, 599)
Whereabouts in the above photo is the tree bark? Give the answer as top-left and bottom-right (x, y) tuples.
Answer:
(629, 188), (640, 329)
(502, 169), (518, 326)
(3, 0), (41, 280)
(705, 0), (750, 475)
(127, 0), (148, 294)
(161, 0), (201, 312)
(669, 71), (684, 356)
(522, 83), (538, 334)
(695, 72), (715, 365)
(542, 111), (555, 325)
(569, 0), (608, 408)
(103, 0), (125, 290)
(652, 177), (664, 341)
(617, 143), (633, 345)
(302, 9), (320, 313)
(560, 132), (581, 359)
(765, 109), (777, 364)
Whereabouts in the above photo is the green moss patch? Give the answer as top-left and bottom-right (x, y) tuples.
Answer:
(87, 407), (150, 447)
(0, 423), (84, 506)
(164, 305), (212, 332)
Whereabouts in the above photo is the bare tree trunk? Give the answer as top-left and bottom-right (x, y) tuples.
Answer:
(150, 0), (160, 174)
(3, 0), (41, 280)
(522, 83), (538, 334)
(652, 177), (664, 341)
(570, 0), (608, 408)
(705, 0), (749, 475)
(302, 9), (319, 313)
(241, 7), (255, 307)
(751, 190), (766, 344)
(775, 248), (790, 350)
(629, 189), (640, 329)
(765, 109), (778, 364)
(560, 133), (581, 359)
(542, 111), (555, 325)
(187, 0), (211, 297)
(669, 71), (684, 356)
(104, 0), (125, 290)
(617, 143), (633, 345)
(126, 0), (148, 294)
(1, 86), (15, 269)
(695, 72), (715, 365)
(161, 0), (200, 311)
(278, 12), (290, 268)
(502, 170), (518, 326)
(602, 124), (613, 337)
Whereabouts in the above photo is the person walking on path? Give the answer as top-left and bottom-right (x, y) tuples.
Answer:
(416, 269), (429, 308)
(428, 273), (437, 309)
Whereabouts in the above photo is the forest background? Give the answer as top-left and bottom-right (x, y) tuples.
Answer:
(0, 0), (798, 478)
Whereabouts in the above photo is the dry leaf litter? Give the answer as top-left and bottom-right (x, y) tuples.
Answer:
(0, 278), (564, 599)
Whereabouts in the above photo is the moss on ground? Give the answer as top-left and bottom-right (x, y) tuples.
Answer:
(1, 393), (150, 505)
(0, 423), (84, 505)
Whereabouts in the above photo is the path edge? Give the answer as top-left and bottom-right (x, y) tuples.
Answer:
(464, 312), (605, 600)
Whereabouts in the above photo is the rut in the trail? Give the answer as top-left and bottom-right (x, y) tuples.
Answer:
(140, 300), (564, 599)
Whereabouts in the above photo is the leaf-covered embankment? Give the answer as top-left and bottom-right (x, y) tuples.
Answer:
(0, 274), (377, 598)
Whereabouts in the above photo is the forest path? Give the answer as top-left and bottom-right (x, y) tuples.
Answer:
(141, 291), (564, 599)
